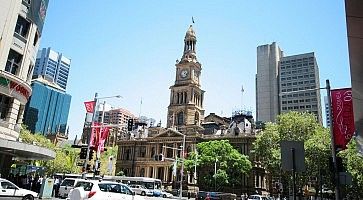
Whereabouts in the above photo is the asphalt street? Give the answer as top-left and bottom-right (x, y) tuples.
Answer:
(51, 197), (196, 200)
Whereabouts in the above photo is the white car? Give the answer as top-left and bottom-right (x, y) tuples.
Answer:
(68, 180), (146, 200)
(128, 185), (153, 196)
(160, 190), (173, 198)
(248, 195), (267, 200)
(59, 178), (81, 198)
(0, 178), (38, 200)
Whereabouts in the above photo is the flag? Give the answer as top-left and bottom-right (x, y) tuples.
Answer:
(89, 122), (100, 147)
(98, 126), (110, 152)
(331, 88), (355, 150)
(84, 101), (96, 113)
(241, 85), (244, 93)
(192, 16), (195, 24)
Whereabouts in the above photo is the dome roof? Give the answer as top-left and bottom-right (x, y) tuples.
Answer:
(185, 25), (196, 38)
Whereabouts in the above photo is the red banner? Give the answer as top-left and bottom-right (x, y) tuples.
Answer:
(84, 101), (95, 113)
(331, 88), (355, 150)
(90, 122), (110, 153)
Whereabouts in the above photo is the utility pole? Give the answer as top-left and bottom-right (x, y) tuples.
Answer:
(82, 92), (98, 179)
(179, 134), (186, 199)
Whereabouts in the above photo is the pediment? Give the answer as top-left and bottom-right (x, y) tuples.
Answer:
(152, 128), (184, 138)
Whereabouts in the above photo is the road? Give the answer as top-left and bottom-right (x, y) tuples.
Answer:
(52, 197), (196, 200)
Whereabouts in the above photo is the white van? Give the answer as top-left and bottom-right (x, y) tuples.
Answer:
(59, 178), (81, 198)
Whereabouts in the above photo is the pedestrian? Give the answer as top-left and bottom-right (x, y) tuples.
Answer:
(53, 177), (60, 197)
(205, 192), (210, 200)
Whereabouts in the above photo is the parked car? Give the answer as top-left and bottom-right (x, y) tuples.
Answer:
(248, 194), (268, 200)
(59, 178), (82, 198)
(0, 178), (38, 200)
(128, 184), (153, 196)
(67, 179), (146, 200)
(160, 190), (173, 198)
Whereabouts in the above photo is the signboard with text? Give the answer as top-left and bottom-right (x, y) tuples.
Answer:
(331, 88), (355, 150)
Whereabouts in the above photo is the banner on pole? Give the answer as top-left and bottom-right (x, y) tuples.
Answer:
(84, 101), (96, 113)
(331, 88), (355, 150)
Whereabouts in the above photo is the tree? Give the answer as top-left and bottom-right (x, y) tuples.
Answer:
(339, 139), (363, 198)
(252, 111), (331, 196)
(19, 126), (79, 175)
(184, 140), (252, 191)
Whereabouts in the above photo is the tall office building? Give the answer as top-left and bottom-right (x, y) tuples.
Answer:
(256, 43), (322, 124)
(256, 42), (283, 122)
(34, 47), (71, 90)
(24, 76), (71, 135)
(0, 0), (55, 176)
(279, 53), (322, 123)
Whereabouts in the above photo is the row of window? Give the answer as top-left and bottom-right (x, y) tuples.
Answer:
(280, 57), (314, 64)
(282, 98), (318, 104)
(280, 62), (315, 69)
(281, 91), (317, 98)
(282, 104), (318, 110)
(280, 67), (315, 75)
(281, 73), (315, 81)
(281, 80), (315, 87)
(281, 86), (316, 93)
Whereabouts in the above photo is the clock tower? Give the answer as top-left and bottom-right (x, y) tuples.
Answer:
(167, 25), (205, 134)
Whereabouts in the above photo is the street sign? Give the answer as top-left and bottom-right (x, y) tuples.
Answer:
(281, 141), (306, 172)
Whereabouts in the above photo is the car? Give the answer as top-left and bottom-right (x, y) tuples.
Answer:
(59, 178), (82, 198)
(160, 190), (173, 198)
(248, 195), (268, 200)
(68, 179), (146, 200)
(128, 185), (153, 196)
(0, 178), (38, 200)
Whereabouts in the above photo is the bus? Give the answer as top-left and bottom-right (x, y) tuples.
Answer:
(103, 176), (162, 191)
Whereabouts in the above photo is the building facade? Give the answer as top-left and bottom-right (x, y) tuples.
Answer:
(116, 25), (268, 196)
(256, 42), (283, 123)
(256, 43), (322, 124)
(34, 47), (71, 90)
(0, 0), (55, 177)
(279, 53), (322, 123)
(24, 76), (71, 135)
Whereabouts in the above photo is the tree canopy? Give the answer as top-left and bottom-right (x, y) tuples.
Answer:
(252, 111), (332, 196)
(184, 140), (252, 190)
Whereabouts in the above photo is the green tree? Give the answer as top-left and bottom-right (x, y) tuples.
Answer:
(184, 140), (252, 191)
(339, 139), (363, 198)
(19, 126), (80, 175)
(252, 111), (331, 196)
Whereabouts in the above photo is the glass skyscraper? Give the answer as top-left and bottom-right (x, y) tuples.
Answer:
(34, 47), (71, 90)
(24, 77), (72, 135)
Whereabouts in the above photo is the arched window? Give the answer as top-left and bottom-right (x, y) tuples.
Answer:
(177, 112), (184, 125)
(151, 147), (155, 158)
(194, 112), (199, 125)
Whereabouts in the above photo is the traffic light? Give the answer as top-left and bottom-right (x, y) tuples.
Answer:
(80, 147), (88, 159)
(127, 119), (134, 131)
(89, 149), (94, 161)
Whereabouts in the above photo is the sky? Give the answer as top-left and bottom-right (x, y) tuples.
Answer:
(39, 1), (350, 140)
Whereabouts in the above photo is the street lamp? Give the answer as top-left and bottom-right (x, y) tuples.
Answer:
(82, 93), (122, 179)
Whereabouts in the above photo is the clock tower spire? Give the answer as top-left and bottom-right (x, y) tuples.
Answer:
(167, 25), (205, 134)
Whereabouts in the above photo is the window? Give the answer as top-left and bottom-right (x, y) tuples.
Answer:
(74, 181), (93, 191)
(33, 31), (39, 46)
(5, 49), (22, 75)
(177, 112), (184, 125)
(14, 15), (30, 38)
(0, 95), (12, 119)
(139, 146), (146, 157)
(1, 181), (18, 189)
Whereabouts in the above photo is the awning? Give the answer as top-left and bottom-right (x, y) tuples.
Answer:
(0, 138), (55, 160)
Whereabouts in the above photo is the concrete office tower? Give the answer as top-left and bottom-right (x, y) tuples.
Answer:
(256, 42), (283, 122)
(324, 96), (331, 127)
(279, 53), (322, 123)
(34, 47), (71, 90)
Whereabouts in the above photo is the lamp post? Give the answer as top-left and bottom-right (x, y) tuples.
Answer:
(82, 93), (122, 179)
(179, 134), (186, 199)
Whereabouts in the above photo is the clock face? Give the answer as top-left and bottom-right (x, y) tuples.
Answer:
(180, 69), (188, 78)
